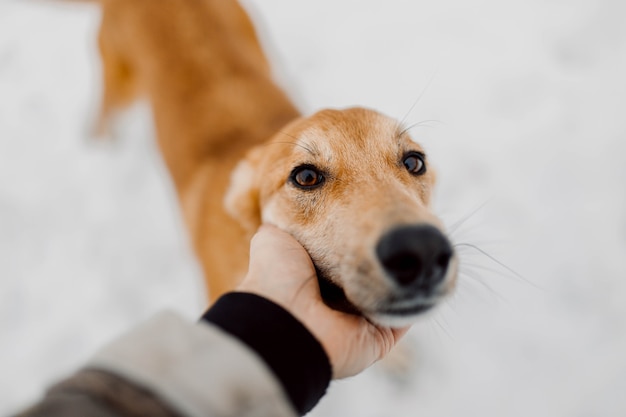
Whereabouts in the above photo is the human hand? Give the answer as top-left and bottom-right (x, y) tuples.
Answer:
(237, 224), (410, 379)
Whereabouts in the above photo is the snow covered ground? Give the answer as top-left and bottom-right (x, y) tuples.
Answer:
(1, 0), (625, 415)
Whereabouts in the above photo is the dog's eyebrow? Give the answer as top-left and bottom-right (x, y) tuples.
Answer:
(272, 131), (318, 156)
(269, 140), (318, 157)
(296, 140), (319, 157)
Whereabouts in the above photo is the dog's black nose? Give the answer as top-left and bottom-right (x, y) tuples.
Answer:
(376, 225), (453, 290)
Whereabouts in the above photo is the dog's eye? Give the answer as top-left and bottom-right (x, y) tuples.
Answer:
(290, 165), (325, 189)
(403, 152), (426, 175)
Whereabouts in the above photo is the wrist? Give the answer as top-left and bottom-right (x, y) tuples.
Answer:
(201, 292), (331, 415)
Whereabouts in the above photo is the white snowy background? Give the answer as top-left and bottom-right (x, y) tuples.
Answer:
(1, 0), (626, 415)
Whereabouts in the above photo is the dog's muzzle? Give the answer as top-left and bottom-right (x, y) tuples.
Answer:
(317, 223), (455, 324)
(376, 224), (453, 295)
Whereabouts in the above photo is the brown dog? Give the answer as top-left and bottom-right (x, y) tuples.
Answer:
(87, 0), (457, 326)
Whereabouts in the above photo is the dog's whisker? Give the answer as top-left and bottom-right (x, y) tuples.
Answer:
(446, 197), (494, 236)
(454, 242), (540, 290)
(444, 291), (462, 313)
(443, 297), (458, 313)
(458, 271), (508, 303)
(460, 261), (517, 279)
(275, 129), (299, 141)
(276, 131), (319, 156)
(396, 70), (439, 133)
(432, 317), (455, 341)
(435, 309), (453, 331)
(269, 129), (314, 152)
(266, 139), (316, 156)
(452, 238), (506, 250)
(397, 119), (445, 137)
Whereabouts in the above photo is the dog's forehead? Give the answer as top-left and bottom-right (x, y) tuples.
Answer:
(293, 107), (412, 161)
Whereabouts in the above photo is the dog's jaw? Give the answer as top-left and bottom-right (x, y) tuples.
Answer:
(314, 254), (458, 327)
(315, 267), (363, 316)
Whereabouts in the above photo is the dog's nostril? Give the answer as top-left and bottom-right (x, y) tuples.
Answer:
(382, 252), (423, 286)
(435, 251), (452, 270)
(376, 224), (453, 289)
(431, 251), (452, 282)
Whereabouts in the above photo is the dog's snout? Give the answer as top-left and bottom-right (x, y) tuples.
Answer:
(376, 225), (452, 290)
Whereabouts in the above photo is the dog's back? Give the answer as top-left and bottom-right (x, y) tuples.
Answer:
(96, 0), (298, 188)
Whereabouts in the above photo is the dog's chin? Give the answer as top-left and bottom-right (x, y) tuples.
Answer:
(364, 303), (437, 327)
(316, 267), (439, 327)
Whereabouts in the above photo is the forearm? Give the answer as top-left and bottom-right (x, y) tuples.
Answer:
(16, 368), (183, 417)
(17, 293), (331, 417)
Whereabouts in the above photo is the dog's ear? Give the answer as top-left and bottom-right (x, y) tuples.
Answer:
(224, 147), (264, 233)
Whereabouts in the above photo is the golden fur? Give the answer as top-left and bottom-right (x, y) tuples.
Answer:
(88, 0), (457, 325)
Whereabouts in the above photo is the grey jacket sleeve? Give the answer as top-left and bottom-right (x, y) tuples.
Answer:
(17, 293), (331, 417)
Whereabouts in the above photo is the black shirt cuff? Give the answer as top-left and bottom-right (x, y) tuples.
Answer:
(201, 292), (331, 415)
